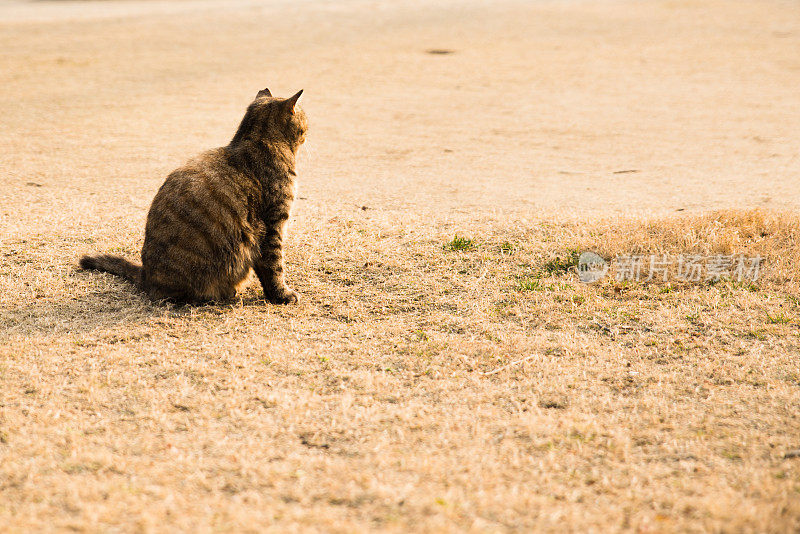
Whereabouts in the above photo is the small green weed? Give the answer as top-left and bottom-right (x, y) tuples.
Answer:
(444, 235), (476, 251)
(541, 249), (580, 276)
(765, 311), (791, 324)
(517, 279), (542, 291)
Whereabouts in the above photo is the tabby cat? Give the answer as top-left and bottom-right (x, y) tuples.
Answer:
(80, 88), (307, 304)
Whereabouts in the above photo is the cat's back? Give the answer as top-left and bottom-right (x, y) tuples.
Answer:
(141, 148), (259, 296)
(147, 147), (253, 229)
(153, 148), (239, 196)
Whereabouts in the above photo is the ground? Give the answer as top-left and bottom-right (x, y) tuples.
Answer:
(1, 0), (799, 532)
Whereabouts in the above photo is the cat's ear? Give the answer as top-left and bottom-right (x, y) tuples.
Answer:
(257, 87), (272, 98)
(283, 90), (303, 113)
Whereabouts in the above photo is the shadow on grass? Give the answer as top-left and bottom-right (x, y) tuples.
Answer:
(0, 281), (277, 338)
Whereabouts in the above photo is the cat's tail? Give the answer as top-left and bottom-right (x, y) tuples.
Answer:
(79, 254), (142, 287)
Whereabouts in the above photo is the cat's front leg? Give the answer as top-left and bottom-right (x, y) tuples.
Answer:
(253, 221), (298, 305)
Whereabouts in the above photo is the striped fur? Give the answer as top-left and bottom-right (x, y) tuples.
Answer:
(80, 89), (307, 304)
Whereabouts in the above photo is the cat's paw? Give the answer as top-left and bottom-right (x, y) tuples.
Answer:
(265, 288), (299, 305)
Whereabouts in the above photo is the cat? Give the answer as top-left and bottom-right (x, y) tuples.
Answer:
(80, 87), (307, 304)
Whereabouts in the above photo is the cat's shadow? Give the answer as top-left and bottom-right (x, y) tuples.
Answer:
(1, 286), (280, 339)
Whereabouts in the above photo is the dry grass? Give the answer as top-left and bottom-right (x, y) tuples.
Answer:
(2, 0), (800, 530)
(2, 208), (799, 532)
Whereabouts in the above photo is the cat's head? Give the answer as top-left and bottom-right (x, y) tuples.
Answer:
(232, 88), (308, 149)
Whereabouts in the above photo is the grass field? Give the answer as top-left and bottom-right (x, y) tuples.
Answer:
(2, 0), (800, 532)
(3, 210), (800, 531)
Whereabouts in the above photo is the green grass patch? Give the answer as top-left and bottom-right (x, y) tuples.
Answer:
(517, 278), (543, 291)
(444, 235), (476, 251)
(765, 311), (791, 324)
(541, 249), (580, 276)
